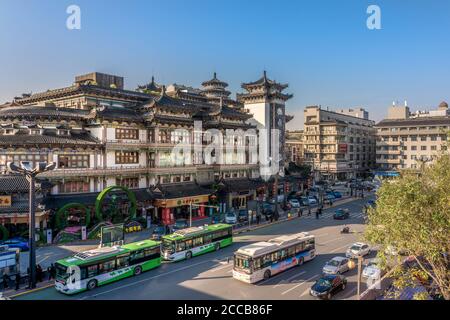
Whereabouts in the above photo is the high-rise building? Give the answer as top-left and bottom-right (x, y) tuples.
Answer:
(375, 101), (450, 171)
(303, 106), (376, 180)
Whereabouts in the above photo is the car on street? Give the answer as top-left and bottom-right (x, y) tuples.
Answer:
(307, 196), (318, 205)
(322, 256), (351, 275)
(346, 242), (371, 259)
(299, 197), (310, 206)
(362, 259), (383, 280)
(238, 209), (249, 223)
(0, 237), (29, 251)
(172, 218), (189, 231)
(332, 191), (342, 198)
(325, 193), (336, 201)
(288, 199), (300, 208)
(333, 208), (350, 220)
(310, 274), (347, 300)
(224, 212), (237, 224)
(151, 225), (167, 240)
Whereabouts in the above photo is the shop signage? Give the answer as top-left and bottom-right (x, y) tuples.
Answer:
(156, 195), (210, 208)
(338, 144), (348, 153)
(0, 196), (11, 207)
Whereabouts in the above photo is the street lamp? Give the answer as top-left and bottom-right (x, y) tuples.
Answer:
(6, 161), (56, 289)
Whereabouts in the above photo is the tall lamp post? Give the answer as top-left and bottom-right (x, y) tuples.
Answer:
(6, 161), (56, 289)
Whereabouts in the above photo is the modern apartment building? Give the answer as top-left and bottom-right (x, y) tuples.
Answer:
(303, 106), (376, 180)
(375, 101), (450, 171)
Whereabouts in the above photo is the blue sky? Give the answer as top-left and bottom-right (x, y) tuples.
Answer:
(1, 0), (449, 129)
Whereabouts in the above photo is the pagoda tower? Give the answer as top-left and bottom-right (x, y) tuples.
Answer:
(237, 71), (293, 177)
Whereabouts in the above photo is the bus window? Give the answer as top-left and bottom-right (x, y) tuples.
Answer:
(193, 237), (203, 247)
(176, 241), (186, 252)
(262, 254), (271, 268)
(185, 239), (193, 249)
(99, 260), (116, 274)
(253, 257), (262, 271)
(271, 251), (279, 263)
(116, 255), (130, 269)
(295, 242), (305, 253)
(87, 264), (98, 278)
(130, 250), (145, 262)
(287, 246), (296, 257)
(234, 256), (251, 271)
(162, 240), (175, 254)
(204, 233), (212, 244)
(305, 239), (315, 251)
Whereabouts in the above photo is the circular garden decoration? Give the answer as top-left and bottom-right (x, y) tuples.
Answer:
(95, 185), (137, 223)
(55, 203), (92, 230)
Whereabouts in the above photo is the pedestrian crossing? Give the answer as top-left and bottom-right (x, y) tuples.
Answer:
(295, 210), (366, 220)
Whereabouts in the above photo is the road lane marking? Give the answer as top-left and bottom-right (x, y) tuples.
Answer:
(330, 244), (351, 254)
(79, 258), (218, 299)
(273, 271), (306, 288)
(281, 274), (319, 295)
(318, 237), (344, 246)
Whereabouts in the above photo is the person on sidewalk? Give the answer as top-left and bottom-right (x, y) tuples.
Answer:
(308, 207), (311, 216)
(298, 208), (303, 217)
(36, 264), (43, 283)
(2, 274), (9, 289)
(15, 273), (21, 291)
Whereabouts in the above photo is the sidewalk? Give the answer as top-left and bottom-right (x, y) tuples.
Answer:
(3, 193), (372, 299)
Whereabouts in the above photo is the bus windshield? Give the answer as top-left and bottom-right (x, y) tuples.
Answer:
(162, 239), (175, 254)
(55, 263), (69, 279)
(234, 255), (252, 273)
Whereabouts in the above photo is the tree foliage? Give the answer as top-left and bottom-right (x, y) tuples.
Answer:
(364, 152), (450, 299)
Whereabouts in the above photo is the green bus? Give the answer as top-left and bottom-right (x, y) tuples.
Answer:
(55, 239), (161, 295)
(162, 224), (233, 261)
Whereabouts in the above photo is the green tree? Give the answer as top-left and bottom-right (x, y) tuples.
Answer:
(364, 151), (450, 299)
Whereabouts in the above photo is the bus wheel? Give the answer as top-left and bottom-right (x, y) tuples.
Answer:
(186, 251), (192, 260)
(215, 243), (220, 251)
(87, 279), (97, 291)
(134, 266), (142, 276)
(263, 270), (271, 280)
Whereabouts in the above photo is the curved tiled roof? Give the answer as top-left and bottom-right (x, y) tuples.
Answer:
(376, 116), (450, 127)
(201, 72), (229, 88)
(96, 106), (144, 122)
(0, 131), (100, 146)
(241, 71), (288, 91)
(0, 105), (92, 119)
(0, 175), (53, 193)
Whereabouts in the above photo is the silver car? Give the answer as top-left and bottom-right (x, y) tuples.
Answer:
(322, 257), (351, 275)
(346, 242), (371, 259)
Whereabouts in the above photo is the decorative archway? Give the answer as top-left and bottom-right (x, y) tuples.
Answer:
(55, 203), (91, 230)
(95, 185), (137, 221)
(0, 224), (9, 241)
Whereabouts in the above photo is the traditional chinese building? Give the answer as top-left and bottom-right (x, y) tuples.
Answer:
(0, 72), (275, 235)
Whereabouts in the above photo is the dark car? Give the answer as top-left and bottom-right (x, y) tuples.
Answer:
(0, 237), (30, 251)
(333, 208), (350, 220)
(261, 202), (275, 220)
(310, 274), (347, 300)
(172, 219), (189, 231)
(151, 225), (167, 240)
(238, 209), (249, 223)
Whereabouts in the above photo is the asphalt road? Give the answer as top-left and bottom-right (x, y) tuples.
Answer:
(16, 195), (376, 300)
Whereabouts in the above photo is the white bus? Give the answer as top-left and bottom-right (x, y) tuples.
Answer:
(233, 232), (316, 283)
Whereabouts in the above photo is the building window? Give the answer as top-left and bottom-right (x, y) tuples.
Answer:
(184, 175), (191, 182)
(431, 146), (437, 151)
(116, 177), (139, 189)
(411, 146), (417, 151)
(59, 181), (90, 193)
(58, 155), (90, 168)
(115, 151), (139, 164)
(420, 136), (427, 141)
(421, 146), (427, 151)
(410, 136), (417, 141)
(2, 154), (47, 170)
(116, 128), (139, 140)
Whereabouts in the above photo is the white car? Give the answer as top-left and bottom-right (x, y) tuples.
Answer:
(224, 212), (237, 224)
(288, 199), (300, 208)
(307, 196), (318, 205)
(346, 242), (371, 259)
(322, 257), (351, 275)
(362, 259), (382, 280)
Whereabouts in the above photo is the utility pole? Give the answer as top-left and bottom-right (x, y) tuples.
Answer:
(357, 255), (363, 300)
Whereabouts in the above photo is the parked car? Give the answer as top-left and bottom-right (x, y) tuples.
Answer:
(362, 258), (383, 280)
(332, 191), (343, 198)
(322, 257), (351, 275)
(307, 196), (318, 205)
(172, 218), (189, 231)
(325, 193), (336, 201)
(346, 242), (371, 259)
(333, 208), (350, 220)
(238, 209), (249, 223)
(151, 225), (167, 240)
(310, 274), (347, 300)
(299, 197), (310, 206)
(0, 237), (29, 251)
(224, 212), (237, 224)
(288, 199), (300, 208)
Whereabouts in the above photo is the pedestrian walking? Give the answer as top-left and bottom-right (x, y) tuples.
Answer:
(2, 274), (9, 289)
(315, 210), (319, 219)
(36, 264), (43, 283)
(15, 273), (21, 291)
(51, 263), (56, 280)
(308, 207), (311, 216)
(298, 208), (302, 217)
(47, 266), (52, 280)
